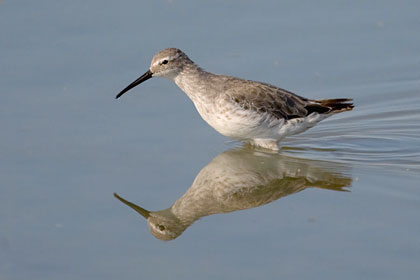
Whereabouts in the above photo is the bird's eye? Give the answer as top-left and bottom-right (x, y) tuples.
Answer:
(162, 60), (168, 65)
(158, 225), (165, 231)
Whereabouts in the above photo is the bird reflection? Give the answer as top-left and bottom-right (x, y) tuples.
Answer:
(114, 148), (352, 241)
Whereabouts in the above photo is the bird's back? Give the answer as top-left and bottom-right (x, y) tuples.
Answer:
(217, 75), (353, 121)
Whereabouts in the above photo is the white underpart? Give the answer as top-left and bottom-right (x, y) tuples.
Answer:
(172, 67), (333, 150)
(193, 97), (331, 150)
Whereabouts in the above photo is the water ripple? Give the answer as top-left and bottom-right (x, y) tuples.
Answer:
(282, 79), (420, 172)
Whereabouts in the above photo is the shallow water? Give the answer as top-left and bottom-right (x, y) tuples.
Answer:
(1, 0), (420, 279)
(283, 79), (420, 171)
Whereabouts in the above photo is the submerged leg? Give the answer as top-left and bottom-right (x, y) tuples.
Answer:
(248, 138), (280, 151)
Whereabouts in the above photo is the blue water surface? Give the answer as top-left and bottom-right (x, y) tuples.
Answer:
(1, 1), (420, 279)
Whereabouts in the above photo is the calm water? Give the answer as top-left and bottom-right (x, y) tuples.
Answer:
(1, 0), (420, 279)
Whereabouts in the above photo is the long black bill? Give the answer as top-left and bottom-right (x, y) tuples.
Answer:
(115, 69), (153, 99)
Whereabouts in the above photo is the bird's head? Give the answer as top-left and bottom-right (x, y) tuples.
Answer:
(116, 48), (192, 99)
(114, 193), (187, 241)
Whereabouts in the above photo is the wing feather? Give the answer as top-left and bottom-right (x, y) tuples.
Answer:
(223, 78), (309, 120)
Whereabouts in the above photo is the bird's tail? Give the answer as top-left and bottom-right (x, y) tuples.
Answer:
(306, 98), (354, 114)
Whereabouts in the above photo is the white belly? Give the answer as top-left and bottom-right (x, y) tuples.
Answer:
(193, 98), (330, 144)
(193, 98), (279, 139)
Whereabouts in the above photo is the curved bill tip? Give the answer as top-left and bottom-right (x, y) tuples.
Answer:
(116, 69), (153, 99)
(114, 192), (150, 219)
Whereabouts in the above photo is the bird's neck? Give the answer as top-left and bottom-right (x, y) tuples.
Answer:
(168, 188), (215, 226)
(173, 64), (217, 102)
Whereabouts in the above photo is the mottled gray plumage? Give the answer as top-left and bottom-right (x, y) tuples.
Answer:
(117, 48), (354, 150)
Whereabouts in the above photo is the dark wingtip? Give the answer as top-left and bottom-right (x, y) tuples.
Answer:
(320, 98), (354, 113)
(306, 98), (354, 115)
